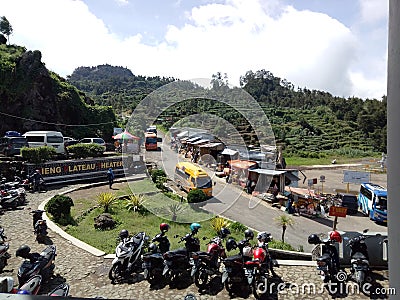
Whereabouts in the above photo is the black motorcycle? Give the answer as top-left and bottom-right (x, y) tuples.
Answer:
(308, 234), (341, 284)
(162, 228), (201, 286)
(16, 244), (57, 288)
(221, 238), (254, 297)
(0, 227), (11, 272)
(31, 210), (48, 243)
(142, 230), (171, 284)
(346, 229), (378, 287)
(0, 193), (19, 210)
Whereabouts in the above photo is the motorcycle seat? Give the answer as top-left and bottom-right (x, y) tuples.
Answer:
(164, 248), (187, 259)
(193, 251), (210, 257)
(352, 252), (367, 260)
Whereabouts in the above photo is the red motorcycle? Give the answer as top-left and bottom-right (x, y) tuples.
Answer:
(246, 232), (277, 299)
(190, 228), (230, 289)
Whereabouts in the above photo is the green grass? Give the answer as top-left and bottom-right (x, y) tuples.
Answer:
(285, 155), (381, 166)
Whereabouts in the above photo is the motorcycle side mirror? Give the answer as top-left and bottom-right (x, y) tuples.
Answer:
(363, 229), (369, 233)
(375, 233), (382, 237)
(214, 182), (216, 186)
(202, 237), (208, 240)
(173, 234), (180, 238)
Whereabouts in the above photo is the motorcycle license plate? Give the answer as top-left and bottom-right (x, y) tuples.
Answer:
(142, 262), (150, 269)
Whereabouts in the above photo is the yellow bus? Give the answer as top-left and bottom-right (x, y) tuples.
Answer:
(174, 162), (212, 198)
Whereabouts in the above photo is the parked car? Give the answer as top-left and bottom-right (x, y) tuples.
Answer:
(0, 136), (29, 156)
(336, 193), (358, 215)
(23, 131), (65, 154)
(79, 138), (106, 152)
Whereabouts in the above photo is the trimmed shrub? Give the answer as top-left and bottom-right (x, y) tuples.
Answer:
(67, 143), (105, 158)
(230, 221), (247, 233)
(187, 189), (207, 203)
(21, 146), (56, 163)
(45, 195), (74, 225)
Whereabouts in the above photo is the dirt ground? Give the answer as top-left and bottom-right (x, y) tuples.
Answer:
(296, 164), (387, 195)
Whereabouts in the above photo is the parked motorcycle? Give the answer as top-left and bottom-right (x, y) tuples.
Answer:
(190, 227), (230, 289)
(247, 231), (279, 299)
(0, 227), (11, 272)
(31, 210), (48, 243)
(48, 282), (70, 296)
(109, 230), (149, 283)
(0, 192), (19, 210)
(221, 229), (255, 297)
(308, 230), (343, 284)
(346, 229), (378, 287)
(142, 223), (171, 284)
(17, 275), (42, 295)
(16, 244), (57, 288)
(162, 223), (201, 286)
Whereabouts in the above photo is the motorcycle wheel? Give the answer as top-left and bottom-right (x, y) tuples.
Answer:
(355, 270), (365, 287)
(194, 267), (209, 289)
(109, 262), (124, 283)
(224, 278), (235, 297)
(253, 275), (268, 299)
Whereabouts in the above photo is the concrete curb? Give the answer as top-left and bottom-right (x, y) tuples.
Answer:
(38, 174), (147, 257)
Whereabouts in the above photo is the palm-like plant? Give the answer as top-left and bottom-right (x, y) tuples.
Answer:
(166, 203), (187, 222)
(274, 214), (295, 243)
(125, 194), (146, 213)
(210, 216), (231, 234)
(96, 192), (117, 213)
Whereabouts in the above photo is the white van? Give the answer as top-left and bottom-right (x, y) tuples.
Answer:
(23, 131), (65, 154)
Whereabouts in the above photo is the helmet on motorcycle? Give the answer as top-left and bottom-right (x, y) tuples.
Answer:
(329, 231), (342, 243)
(119, 229), (129, 240)
(307, 234), (321, 245)
(244, 229), (254, 240)
(190, 223), (201, 233)
(15, 245), (31, 258)
(160, 223), (170, 233)
(17, 289), (31, 295)
(257, 231), (269, 242)
(219, 227), (231, 239)
(225, 238), (238, 251)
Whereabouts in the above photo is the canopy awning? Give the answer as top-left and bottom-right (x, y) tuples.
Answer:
(228, 160), (258, 170)
(112, 130), (140, 140)
(285, 172), (301, 182)
(221, 148), (239, 156)
(249, 169), (286, 175)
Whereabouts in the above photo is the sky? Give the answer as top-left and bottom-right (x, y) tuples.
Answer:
(1, 0), (388, 99)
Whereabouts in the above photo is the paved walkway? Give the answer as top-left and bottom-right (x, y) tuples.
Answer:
(0, 179), (390, 299)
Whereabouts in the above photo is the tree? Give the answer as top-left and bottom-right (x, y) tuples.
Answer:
(187, 189), (207, 203)
(274, 214), (294, 243)
(0, 16), (13, 44)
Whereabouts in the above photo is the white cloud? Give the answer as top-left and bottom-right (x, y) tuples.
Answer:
(359, 0), (388, 24)
(1, 0), (387, 99)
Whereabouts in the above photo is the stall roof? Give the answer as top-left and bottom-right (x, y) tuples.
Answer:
(228, 160), (258, 169)
(221, 148), (239, 156)
(285, 172), (301, 182)
(250, 169), (286, 175)
(177, 131), (189, 137)
(200, 142), (223, 148)
(192, 139), (210, 145)
(186, 136), (202, 143)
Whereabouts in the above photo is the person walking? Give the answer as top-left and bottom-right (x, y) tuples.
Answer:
(106, 168), (115, 189)
(30, 169), (44, 192)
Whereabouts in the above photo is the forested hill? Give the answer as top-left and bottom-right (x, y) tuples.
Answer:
(68, 65), (175, 112)
(0, 44), (116, 140)
(69, 66), (387, 155)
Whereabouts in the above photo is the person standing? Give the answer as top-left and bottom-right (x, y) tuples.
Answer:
(30, 169), (44, 192)
(106, 168), (115, 189)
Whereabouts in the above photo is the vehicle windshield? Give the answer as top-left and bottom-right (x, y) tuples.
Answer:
(10, 138), (28, 144)
(146, 137), (157, 143)
(375, 196), (387, 210)
(196, 177), (212, 189)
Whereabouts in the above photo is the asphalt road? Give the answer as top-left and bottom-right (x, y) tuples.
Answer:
(143, 135), (387, 253)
